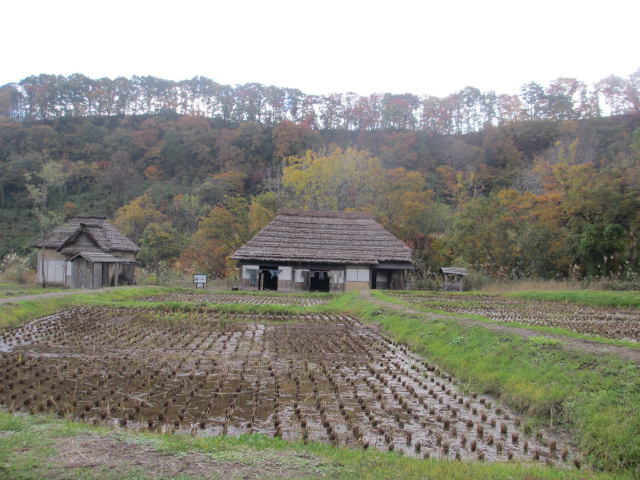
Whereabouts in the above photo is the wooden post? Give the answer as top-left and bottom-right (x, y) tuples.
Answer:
(41, 246), (47, 288)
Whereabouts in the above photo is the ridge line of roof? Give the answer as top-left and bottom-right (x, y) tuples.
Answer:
(276, 209), (373, 219)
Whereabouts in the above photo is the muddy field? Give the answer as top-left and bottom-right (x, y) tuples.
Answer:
(139, 292), (330, 306)
(0, 307), (572, 464)
(390, 293), (640, 342)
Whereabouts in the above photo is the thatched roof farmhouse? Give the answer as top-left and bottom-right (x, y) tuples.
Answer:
(231, 210), (413, 292)
(31, 216), (140, 289)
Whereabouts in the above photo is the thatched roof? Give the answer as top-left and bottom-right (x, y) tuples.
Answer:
(31, 216), (140, 255)
(231, 210), (413, 266)
(68, 252), (132, 263)
(440, 267), (468, 276)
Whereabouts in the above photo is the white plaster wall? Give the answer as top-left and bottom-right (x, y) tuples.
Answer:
(242, 265), (259, 279)
(278, 266), (292, 281)
(347, 268), (369, 282)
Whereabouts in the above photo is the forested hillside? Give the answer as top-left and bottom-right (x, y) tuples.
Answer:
(1, 73), (639, 284)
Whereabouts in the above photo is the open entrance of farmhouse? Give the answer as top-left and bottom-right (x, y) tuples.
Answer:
(371, 267), (409, 290)
(259, 266), (279, 291)
(371, 269), (389, 290)
(309, 270), (330, 292)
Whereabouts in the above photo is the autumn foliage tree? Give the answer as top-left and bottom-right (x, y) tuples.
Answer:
(112, 193), (163, 244)
(139, 222), (182, 285)
(371, 167), (433, 238)
(280, 147), (384, 211)
(178, 194), (276, 277)
(24, 152), (69, 286)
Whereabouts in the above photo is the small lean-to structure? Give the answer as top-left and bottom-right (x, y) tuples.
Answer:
(231, 210), (414, 292)
(31, 216), (140, 289)
(440, 267), (468, 292)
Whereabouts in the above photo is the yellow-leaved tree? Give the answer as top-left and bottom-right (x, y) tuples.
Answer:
(371, 167), (434, 239)
(112, 193), (163, 245)
(280, 147), (384, 211)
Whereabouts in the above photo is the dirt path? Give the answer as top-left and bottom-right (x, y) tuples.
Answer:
(43, 433), (330, 480)
(361, 291), (640, 364)
(0, 285), (158, 304)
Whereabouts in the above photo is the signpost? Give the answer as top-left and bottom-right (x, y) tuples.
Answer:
(193, 274), (207, 290)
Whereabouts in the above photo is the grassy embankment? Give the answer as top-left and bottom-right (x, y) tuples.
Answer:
(0, 286), (338, 329)
(341, 291), (640, 474)
(0, 286), (183, 329)
(506, 290), (640, 308)
(476, 279), (640, 295)
(396, 288), (640, 309)
(0, 409), (628, 480)
(389, 289), (640, 351)
(0, 287), (638, 478)
(0, 283), (69, 298)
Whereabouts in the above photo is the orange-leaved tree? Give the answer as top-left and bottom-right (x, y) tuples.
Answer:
(182, 194), (276, 277)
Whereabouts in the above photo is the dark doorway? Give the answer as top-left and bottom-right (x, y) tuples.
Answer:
(101, 264), (109, 288)
(371, 269), (390, 290)
(260, 266), (279, 291)
(309, 271), (330, 292)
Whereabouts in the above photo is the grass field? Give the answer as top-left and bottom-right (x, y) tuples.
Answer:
(507, 290), (640, 308)
(0, 283), (70, 298)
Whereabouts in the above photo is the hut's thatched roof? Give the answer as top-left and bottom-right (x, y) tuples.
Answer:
(231, 210), (413, 266)
(68, 252), (132, 263)
(440, 267), (468, 276)
(31, 216), (140, 254)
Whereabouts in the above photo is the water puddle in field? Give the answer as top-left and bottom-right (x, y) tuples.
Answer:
(0, 307), (572, 464)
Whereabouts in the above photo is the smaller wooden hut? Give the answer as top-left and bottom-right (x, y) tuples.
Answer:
(440, 267), (468, 292)
(31, 216), (140, 289)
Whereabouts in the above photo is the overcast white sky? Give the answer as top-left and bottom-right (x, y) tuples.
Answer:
(2, 0), (638, 98)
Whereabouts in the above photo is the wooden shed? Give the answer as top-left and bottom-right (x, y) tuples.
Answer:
(440, 267), (468, 292)
(31, 216), (140, 289)
(231, 210), (414, 292)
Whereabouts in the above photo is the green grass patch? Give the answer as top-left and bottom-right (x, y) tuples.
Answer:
(527, 336), (565, 347)
(505, 290), (640, 308)
(0, 283), (70, 298)
(0, 286), (184, 329)
(0, 412), (630, 480)
(0, 287), (344, 330)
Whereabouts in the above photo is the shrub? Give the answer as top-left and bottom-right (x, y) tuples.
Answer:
(410, 276), (441, 291)
(0, 253), (34, 284)
(463, 270), (493, 291)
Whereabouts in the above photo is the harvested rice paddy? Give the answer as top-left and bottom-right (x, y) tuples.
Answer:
(390, 293), (640, 342)
(0, 306), (572, 464)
